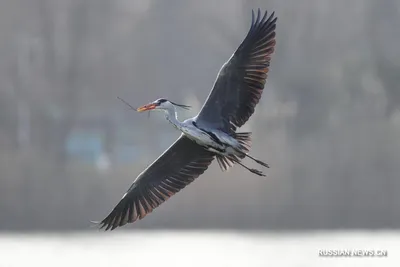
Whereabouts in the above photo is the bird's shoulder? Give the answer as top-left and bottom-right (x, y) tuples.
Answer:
(182, 117), (196, 126)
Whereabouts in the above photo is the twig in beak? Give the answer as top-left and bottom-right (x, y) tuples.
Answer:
(117, 96), (137, 111)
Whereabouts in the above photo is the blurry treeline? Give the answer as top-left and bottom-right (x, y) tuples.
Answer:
(0, 0), (400, 231)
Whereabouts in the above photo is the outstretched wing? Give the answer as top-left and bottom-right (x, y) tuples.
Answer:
(98, 135), (215, 230)
(196, 9), (277, 131)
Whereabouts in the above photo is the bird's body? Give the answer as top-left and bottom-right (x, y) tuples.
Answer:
(97, 9), (277, 230)
(170, 110), (237, 151)
(181, 119), (239, 155)
(160, 103), (239, 154)
(151, 101), (263, 173)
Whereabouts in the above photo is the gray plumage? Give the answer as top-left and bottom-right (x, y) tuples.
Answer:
(197, 9), (277, 132)
(97, 9), (277, 231)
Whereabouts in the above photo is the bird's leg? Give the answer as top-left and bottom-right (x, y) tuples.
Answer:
(232, 147), (270, 168)
(244, 154), (270, 168)
(237, 161), (266, 177)
(230, 157), (266, 177)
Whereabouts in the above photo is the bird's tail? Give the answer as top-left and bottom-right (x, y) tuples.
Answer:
(232, 132), (252, 155)
(233, 132), (269, 168)
(216, 131), (269, 174)
(216, 132), (252, 172)
(216, 154), (235, 171)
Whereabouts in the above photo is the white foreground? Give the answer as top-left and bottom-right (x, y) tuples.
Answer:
(0, 230), (398, 266)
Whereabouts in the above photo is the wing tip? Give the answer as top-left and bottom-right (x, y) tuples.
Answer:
(95, 138), (215, 232)
(94, 188), (169, 231)
(98, 215), (130, 231)
(95, 198), (131, 231)
(250, 9), (278, 27)
(90, 219), (117, 232)
(246, 9), (277, 48)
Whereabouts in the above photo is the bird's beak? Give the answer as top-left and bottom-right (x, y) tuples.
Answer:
(137, 103), (157, 112)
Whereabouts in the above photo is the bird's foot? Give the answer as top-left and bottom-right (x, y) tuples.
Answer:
(250, 168), (266, 177)
(255, 159), (270, 168)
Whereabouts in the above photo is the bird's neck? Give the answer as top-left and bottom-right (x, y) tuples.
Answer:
(165, 107), (183, 130)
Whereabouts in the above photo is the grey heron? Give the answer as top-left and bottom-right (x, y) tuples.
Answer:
(97, 9), (277, 230)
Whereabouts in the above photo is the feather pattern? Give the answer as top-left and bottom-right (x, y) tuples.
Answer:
(196, 9), (277, 132)
(96, 9), (276, 231)
(98, 135), (214, 230)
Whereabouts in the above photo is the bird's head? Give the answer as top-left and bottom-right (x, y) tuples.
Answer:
(136, 98), (191, 112)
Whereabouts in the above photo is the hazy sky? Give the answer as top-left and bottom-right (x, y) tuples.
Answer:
(0, 0), (399, 230)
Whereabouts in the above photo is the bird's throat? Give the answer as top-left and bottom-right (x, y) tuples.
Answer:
(165, 108), (182, 131)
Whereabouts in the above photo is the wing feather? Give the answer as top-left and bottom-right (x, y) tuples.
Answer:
(196, 9), (277, 131)
(97, 135), (214, 230)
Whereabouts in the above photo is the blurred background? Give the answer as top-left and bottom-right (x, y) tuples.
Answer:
(0, 0), (399, 266)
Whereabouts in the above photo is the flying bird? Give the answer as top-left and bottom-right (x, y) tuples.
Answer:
(97, 9), (277, 230)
